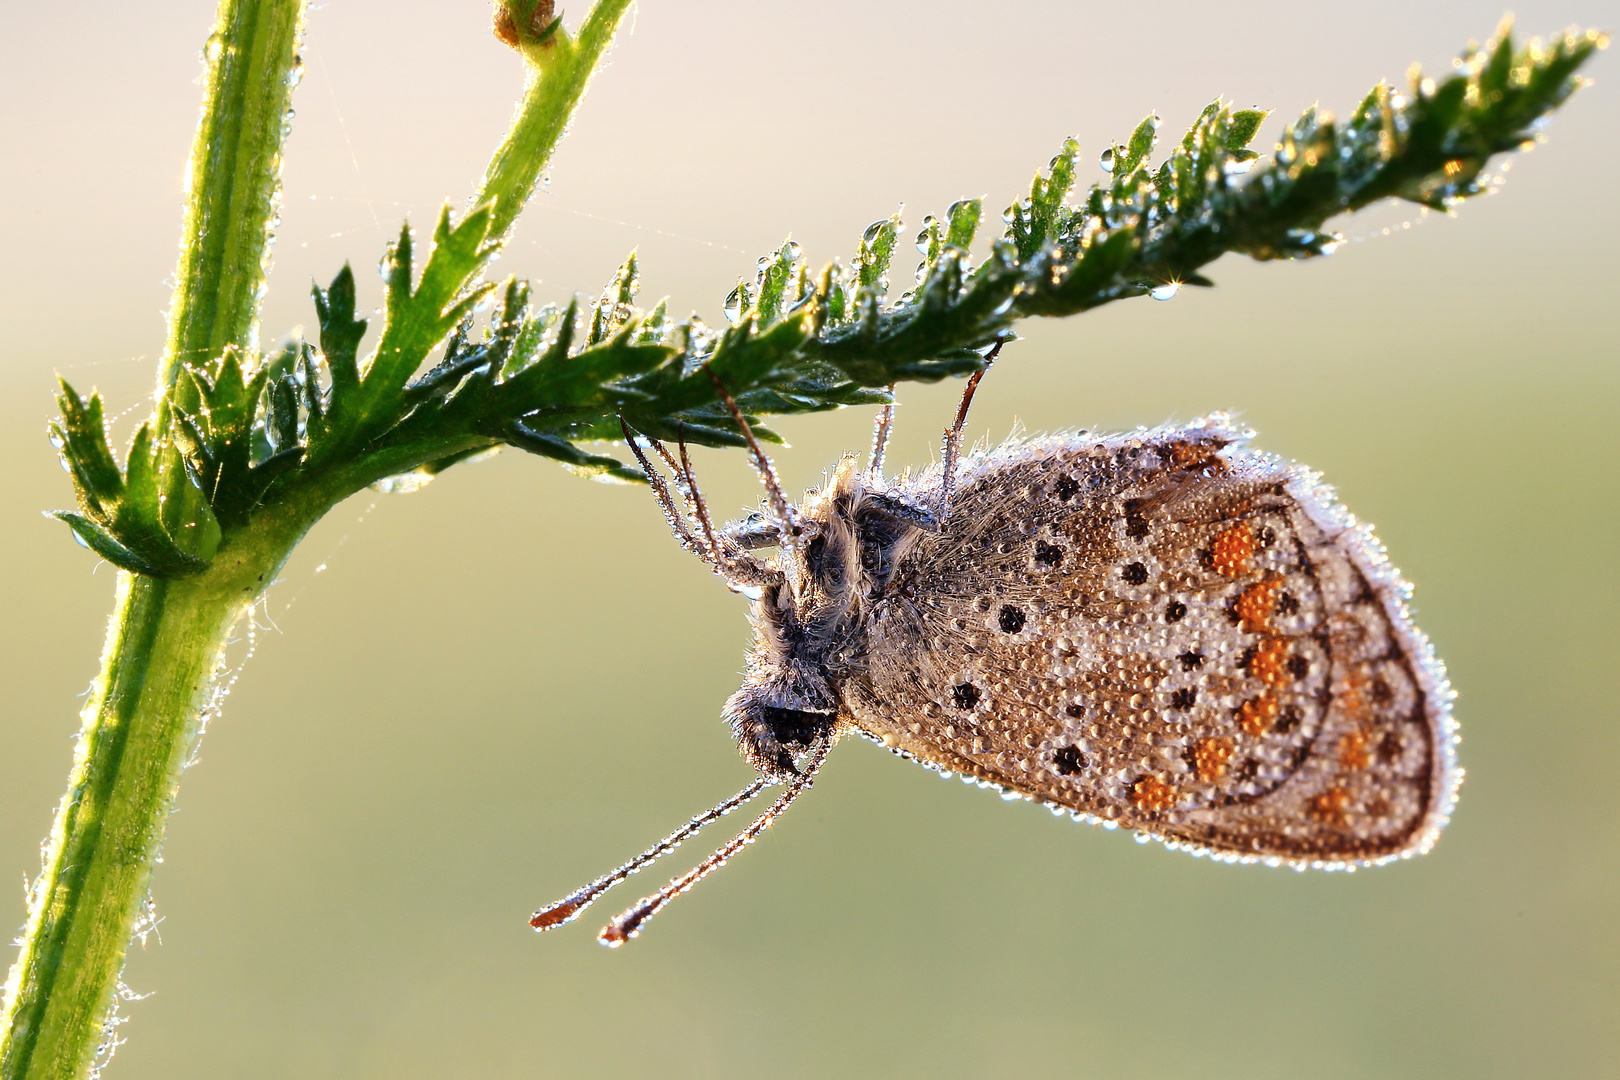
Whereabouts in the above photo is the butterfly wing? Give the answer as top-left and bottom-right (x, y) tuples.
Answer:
(841, 415), (1459, 866)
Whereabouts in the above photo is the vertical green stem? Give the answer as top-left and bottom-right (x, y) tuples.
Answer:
(158, 0), (305, 415)
(0, 579), (244, 1080)
(5, 1), (636, 1074)
(1, 1), (305, 1076)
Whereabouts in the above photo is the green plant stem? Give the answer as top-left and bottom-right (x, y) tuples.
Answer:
(157, 0), (304, 418)
(0, 490), (337, 1080)
(477, 0), (635, 241)
(2, 579), (233, 1079)
(3, 0), (306, 1068)
(3, 3), (637, 1075)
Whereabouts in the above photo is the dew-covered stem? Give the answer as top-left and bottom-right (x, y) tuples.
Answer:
(0, 578), (238, 1080)
(3, 2), (305, 1076)
(157, 0), (305, 425)
(477, 0), (638, 244)
(6, 1), (651, 1073)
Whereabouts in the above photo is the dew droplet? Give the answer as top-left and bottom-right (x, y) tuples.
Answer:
(722, 285), (744, 325)
(372, 471), (435, 495)
(914, 216), (939, 255)
(1099, 146), (1117, 171)
(1149, 281), (1180, 301)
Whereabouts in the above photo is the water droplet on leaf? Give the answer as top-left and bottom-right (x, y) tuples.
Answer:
(372, 471), (435, 495)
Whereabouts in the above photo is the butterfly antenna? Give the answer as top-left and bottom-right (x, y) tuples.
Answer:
(598, 741), (833, 947)
(936, 339), (1002, 523)
(531, 775), (775, 931)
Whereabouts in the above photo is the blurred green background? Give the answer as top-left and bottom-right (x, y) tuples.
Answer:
(2, 1), (1615, 1077)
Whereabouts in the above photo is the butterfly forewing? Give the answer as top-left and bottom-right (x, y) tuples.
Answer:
(844, 416), (1458, 866)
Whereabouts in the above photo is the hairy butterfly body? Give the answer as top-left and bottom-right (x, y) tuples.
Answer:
(533, 378), (1459, 945)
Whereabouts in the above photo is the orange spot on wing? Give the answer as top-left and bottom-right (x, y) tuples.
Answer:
(1251, 637), (1292, 688)
(1235, 577), (1283, 633)
(1338, 729), (1371, 771)
(1131, 775), (1178, 812)
(1336, 674), (1370, 723)
(1168, 442), (1203, 466)
(1210, 523), (1256, 577)
(1192, 737), (1234, 782)
(1169, 442), (1228, 473)
(1310, 786), (1351, 827)
(1238, 694), (1278, 736)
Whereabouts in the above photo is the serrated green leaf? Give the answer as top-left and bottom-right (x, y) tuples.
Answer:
(53, 406), (215, 577)
(297, 345), (325, 424)
(589, 251), (640, 346)
(383, 220), (414, 315)
(755, 242), (795, 324)
(506, 423), (644, 482)
(945, 198), (981, 250)
(855, 213), (900, 307)
(635, 299), (669, 346)
(915, 217), (943, 280)
(50, 512), (166, 577)
(121, 424), (162, 512)
(1010, 137), (1080, 260)
(1116, 115), (1160, 175)
(266, 375), (300, 452)
(52, 379), (123, 511)
(1480, 30), (1515, 98)
(231, 22), (1600, 507)
(313, 265), (366, 397)
(1225, 108), (1269, 151)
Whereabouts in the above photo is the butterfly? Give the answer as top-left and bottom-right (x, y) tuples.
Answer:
(533, 358), (1459, 945)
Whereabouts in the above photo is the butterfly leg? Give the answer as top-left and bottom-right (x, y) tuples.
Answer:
(704, 363), (810, 557)
(868, 385), (897, 482)
(620, 417), (780, 587)
(935, 338), (1003, 524)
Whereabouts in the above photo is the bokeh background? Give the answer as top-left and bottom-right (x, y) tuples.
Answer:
(2, 1), (1615, 1077)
